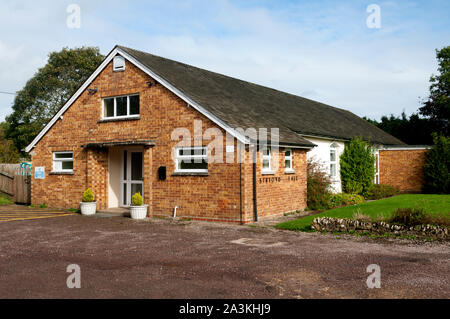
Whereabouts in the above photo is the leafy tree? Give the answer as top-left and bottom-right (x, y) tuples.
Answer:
(419, 46), (450, 137)
(340, 138), (375, 196)
(5, 47), (105, 154)
(0, 122), (20, 163)
(364, 112), (433, 145)
(422, 133), (450, 194)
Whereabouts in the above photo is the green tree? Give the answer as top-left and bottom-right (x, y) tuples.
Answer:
(340, 138), (375, 196)
(364, 112), (433, 145)
(0, 122), (20, 163)
(5, 47), (104, 154)
(422, 133), (450, 194)
(419, 46), (450, 137)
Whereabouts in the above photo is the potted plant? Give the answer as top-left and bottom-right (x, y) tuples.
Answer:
(80, 188), (96, 215)
(130, 192), (148, 219)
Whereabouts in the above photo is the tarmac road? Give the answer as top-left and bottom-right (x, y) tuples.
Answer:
(0, 212), (448, 298)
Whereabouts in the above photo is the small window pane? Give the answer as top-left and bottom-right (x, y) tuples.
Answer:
(263, 159), (270, 169)
(285, 150), (291, 157)
(55, 152), (73, 159)
(131, 152), (143, 180)
(330, 163), (336, 177)
(130, 95), (139, 115)
(62, 161), (73, 170)
(330, 150), (336, 162)
(179, 159), (208, 170)
(116, 97), (127, 116)
(123, 183), (127, 206)
(104, 98), (114, 117)
(285, 159), (291, 169)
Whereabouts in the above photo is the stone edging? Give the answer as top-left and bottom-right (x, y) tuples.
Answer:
(311, 217), (449, 240)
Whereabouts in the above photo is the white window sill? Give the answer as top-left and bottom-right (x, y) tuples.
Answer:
(172, 171), (209, 176)
(284, 170), (296, 174)
(262, 170), (275, 175)
(98, 115), (140, 123)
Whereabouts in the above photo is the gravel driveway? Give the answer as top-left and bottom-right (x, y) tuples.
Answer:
(0, 214), (448, 298)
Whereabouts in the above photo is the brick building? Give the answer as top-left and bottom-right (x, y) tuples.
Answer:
(25, 45), (425, 222)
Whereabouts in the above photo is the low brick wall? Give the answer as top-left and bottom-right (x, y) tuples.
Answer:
(312, 217), (448, 240)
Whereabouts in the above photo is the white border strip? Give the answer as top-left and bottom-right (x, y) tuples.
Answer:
(380, 146), (431, 150)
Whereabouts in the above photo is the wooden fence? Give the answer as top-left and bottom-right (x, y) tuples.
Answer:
(0, 163), (31, 204)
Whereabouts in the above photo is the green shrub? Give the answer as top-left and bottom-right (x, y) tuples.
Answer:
(423, 133), (450, 194)
(388, 208), (450, 227)
(367, 184), (399, 200)
(40, 203), (47, 208)
(340, 138), (375, 196)
(329, 193), (365, 207)
(306, 158), (333, 210)
(389, 208), (427, 226)
(132, 192), (143, 206)
(82, 188), (94, 202)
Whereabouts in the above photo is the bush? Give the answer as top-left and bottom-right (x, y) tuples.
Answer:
(132, 192), (143, 206)
(423, 133), (450, 194)
(82, 188), (94, 202)
(307, 158), (333, 210)
(367, 184), (399, 200)
(340, 138), (375, 196)
(329, 193), (365, 207)
(389, 208), (427, 227)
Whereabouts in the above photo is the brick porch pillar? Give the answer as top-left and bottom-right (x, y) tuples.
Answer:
(143, 146), (153, 217)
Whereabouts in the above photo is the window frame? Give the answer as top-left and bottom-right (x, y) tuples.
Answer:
(102, 94), (140, 120)
(113, 55), (125, 72)
(329, 147), (337, 178)
(284, 148), (294, 173)
(175, 146), (209, 173)
(52, 151), (74, 173)
(262, 147), (272, 173)
(374, 152), (379, 184)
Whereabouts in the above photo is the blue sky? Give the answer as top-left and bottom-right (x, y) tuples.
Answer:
(0, 0), (449, 121)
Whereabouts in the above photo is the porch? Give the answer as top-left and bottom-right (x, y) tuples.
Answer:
(82, 140), (154, 212)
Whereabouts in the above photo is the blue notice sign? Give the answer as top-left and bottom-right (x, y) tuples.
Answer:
(35, 167), (45, 179)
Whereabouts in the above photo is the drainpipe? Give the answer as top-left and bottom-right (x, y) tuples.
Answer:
(173, 206), (178, 218)
(252, 144), (258, 222)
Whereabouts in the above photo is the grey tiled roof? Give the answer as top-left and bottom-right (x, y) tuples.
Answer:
(119, 45), (404, 146)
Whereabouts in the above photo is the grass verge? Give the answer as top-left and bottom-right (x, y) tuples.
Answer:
(0, 193), (13, 205)
(275, 194), (450, 232)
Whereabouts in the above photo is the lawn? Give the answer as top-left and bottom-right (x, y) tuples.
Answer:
(276, 194), (450, 232)
(0, 193), (13, 205)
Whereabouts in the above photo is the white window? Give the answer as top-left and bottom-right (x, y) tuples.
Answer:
(175, 147), (208, 173)
(102, 94), (139, 119)
(113, 55), (125, 72)
(262, 147), (271, 172)
(330, 147), (337, 177)
(285, 149), (293, 172)
(374, 153), (379, 184)
(53, 152), (73, 173)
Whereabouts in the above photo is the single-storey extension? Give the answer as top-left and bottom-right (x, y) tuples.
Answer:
(25, 45), (428, 222)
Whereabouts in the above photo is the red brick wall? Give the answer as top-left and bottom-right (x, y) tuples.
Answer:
(379, 149), (427, 192)
(30, 58), (308, 222)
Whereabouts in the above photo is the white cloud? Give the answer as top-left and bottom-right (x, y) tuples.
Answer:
(0, 0), (447, 123)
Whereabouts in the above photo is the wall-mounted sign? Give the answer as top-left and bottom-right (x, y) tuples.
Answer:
(35, 167), (45, 179)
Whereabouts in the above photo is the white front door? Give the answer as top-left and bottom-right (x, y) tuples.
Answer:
(120, 149), (144, 207)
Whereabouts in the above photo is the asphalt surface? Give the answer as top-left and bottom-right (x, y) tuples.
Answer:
(0, 211), (449, 299)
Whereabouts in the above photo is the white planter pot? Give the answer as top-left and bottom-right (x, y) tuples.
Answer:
(80, 202), (97, 215)
(130, 205), (148, 219)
